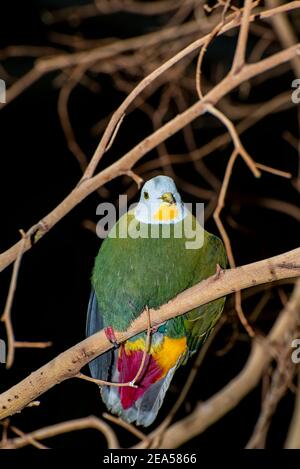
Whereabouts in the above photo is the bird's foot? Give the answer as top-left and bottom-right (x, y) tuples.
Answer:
(104, 326), (118, 348)
(214, 263), (223, 279)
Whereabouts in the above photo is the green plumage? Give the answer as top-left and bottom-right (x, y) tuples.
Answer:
(88, 175), (227, 426)
(92, 209), (226, 353)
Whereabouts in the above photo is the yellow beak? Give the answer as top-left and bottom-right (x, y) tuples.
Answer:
(159, 192), (176, 205)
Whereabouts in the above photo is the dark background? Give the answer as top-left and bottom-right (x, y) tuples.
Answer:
(0, 0), (299, 450)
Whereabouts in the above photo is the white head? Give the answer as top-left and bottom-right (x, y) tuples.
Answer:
(135, 175), (186, 224)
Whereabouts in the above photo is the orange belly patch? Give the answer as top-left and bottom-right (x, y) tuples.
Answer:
(152, 336), (187, 376)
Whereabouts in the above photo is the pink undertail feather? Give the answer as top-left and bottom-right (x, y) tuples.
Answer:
(117, 345), (163, 409)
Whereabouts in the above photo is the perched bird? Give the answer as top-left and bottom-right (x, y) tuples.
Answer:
(86, 175), (226, 427)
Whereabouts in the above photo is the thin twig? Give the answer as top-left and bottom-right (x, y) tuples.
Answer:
(0, 416), (119, 449)
(205, 103), (260, 177)
(1, 227), (52, 368)
(196, 0), (235, 99)
(213, 150), (255, 337)
(231, 0), (254, 74)
(103, 413), (148, 442)
(255, 163), (292, 179)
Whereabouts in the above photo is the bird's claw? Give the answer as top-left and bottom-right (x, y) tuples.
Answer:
(214, 263), (223, 279)
(104, 326), (118, 348)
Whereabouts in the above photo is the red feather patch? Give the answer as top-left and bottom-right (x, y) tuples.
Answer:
(117, 345), (162, 409)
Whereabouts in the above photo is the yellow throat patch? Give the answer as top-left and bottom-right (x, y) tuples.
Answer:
(154, 203), (179, 222)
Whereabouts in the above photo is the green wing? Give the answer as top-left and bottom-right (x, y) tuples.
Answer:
(182, 232), (227, 360)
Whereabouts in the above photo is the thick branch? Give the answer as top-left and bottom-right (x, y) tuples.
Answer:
(0, 247), (299, 420)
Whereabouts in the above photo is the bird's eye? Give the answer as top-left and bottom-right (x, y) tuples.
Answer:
(144, 191), (149, 200)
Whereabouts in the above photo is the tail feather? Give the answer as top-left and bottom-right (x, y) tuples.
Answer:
(102, 363), (177, 427)
(134, 366), (177, 426)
